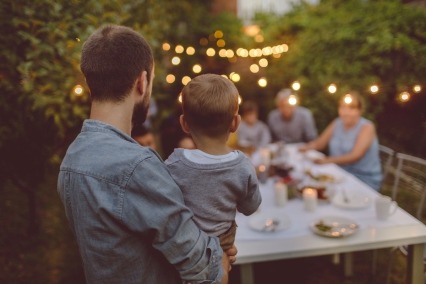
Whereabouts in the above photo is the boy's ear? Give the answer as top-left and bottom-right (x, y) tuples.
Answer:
(179, 115), (191, 134)
(230, 114), (241, 133)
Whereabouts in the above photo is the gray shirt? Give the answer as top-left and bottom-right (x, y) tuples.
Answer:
(165, 149), (262, 236)
(237, 120), (272, 148)
(267, 107), (318, 143)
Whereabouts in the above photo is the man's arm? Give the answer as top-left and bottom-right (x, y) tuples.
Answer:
(124, 155), (225, 283)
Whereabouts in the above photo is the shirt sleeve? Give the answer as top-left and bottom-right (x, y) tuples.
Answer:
(237, 160), (262, 215)
(304, 110), (318, 142)
(122, 155), (224, 283)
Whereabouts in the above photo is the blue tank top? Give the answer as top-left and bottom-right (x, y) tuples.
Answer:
(329, 117), (382, 190)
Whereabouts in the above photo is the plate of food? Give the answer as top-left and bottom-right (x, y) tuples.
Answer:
(248, 208), (291, 233)
(305, 170), (344, 184)
(331, 191), (371, 209)
(310, 216), (359, 238)
(304, 150), (325, 161)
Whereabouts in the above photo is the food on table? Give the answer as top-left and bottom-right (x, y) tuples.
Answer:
(305, 170), (336, 183)
(315, 220), (332, 232)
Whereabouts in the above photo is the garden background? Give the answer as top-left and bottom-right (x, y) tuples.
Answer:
(1, 0), (425, 283)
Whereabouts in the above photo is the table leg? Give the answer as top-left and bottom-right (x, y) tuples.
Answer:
(344, 252), (353, 278)
(240, 263), (254, 284)
(406, 243), (425, 284)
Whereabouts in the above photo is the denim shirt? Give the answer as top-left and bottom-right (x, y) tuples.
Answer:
(57, 120), (223, 284)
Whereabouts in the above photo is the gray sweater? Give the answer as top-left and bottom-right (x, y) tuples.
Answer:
(165, 149), (262, 236)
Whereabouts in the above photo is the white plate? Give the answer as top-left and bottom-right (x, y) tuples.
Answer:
(305, 170), (345, 184)
(248, 208), (291, 233)
(304, 150), (325, 161)
(332, 192), (371, 209)
(310, 216), (359, 238)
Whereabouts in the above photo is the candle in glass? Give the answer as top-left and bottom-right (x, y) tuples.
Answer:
(274, 181), (288, 207)
(303, 187), (317, 211)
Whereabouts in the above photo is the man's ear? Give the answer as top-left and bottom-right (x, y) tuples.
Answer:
(179, 115), (191, 134)
(136, 71), (148, 97)
(230, 114), (241, 133)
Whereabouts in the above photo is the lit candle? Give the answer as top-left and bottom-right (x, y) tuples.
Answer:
(274, 182), (288, 207)
(303, 188), (317, 212)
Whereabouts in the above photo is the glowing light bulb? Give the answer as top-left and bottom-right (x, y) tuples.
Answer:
(328, 84), (337, 94)
(182, 76), (191, 85)
(166, 74), (175, 84)
(73, 84), (84, 96)
(413, 85), (422, 93)
(250, 64), (259, 73)
(288, 95), (298, 106)
(343, 94), (353, 105)
(258, 78), (267, 87)
(292, 81), (301, 91)
(162, 43), (171, 51)
(192, 64), (202, 73)
(370, 85), (379, 94)
(171, 56), (181, 65)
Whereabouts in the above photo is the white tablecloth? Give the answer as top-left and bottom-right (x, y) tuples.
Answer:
(236, 144), (419, 241)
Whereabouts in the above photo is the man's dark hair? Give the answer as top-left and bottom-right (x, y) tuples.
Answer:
(80, 25), (154, 102)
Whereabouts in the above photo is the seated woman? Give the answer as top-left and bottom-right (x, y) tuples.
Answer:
(299, 91), (382, 190)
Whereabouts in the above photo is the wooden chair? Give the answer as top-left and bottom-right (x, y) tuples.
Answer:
(385, 153), (426, 284)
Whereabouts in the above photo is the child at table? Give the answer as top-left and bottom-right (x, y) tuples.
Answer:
(165, 74), (262, 250)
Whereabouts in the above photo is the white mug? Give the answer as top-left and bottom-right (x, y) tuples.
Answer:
(375, 195), (397, 220)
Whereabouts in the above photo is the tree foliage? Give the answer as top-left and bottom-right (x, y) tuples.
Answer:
(254, 0), (426, 142)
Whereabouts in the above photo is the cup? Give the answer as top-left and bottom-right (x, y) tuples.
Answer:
(375, 195), (397, 220)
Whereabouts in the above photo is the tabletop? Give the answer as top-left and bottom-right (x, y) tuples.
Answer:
(233, 143), (426, 284)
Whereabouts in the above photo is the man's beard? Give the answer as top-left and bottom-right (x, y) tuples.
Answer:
(132, 92), (150, 129)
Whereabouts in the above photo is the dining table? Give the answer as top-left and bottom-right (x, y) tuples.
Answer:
(234, 143), (426, 284)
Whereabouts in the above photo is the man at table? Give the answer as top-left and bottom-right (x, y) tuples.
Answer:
(267, 88), (318, 143)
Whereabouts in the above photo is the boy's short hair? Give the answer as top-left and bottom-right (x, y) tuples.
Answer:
(80, 25), (154, 102)
(181, 74), (239, 137)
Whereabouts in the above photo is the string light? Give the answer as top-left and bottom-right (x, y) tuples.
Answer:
(291, 81), (301, 91)
(192, 64), (202, 73)
(166, 74), (175, 84)
(186, 46), (195, 55)
(288, 94), (298, 106)
(343, 94), (353, 105)
(328, 84), (337, 94)
(175, 45), (184, 54)
(399, 91), (410, 102)
(259, 58), (268, 67)
(73, 84), (84, 96)
(413, 85), (422, 93)
(162, 43), (171, 51)
(171, 56), (181, 65)
(250, 64), (259, 73)
(258, 77), (267, 87)
(182, 76), (191, 85)
(370, 84), (379, 94)
(230, 72), (240, 82)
